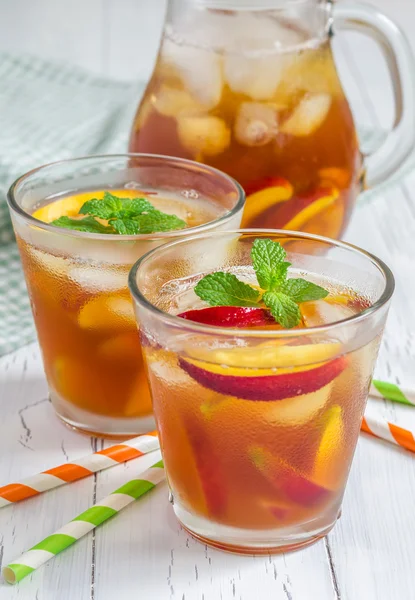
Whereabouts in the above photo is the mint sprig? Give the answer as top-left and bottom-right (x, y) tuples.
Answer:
(194, 272), (261, 307)
(194, 238), (329, 328)
(50, 191), (187, 235)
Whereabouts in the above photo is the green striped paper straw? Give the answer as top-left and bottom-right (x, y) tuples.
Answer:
(2, 459), (165, 585)
(370, 380), (415, 407)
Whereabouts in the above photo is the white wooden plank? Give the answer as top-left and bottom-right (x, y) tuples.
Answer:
(330, 179), (415, 600)
(93, 448), (336, 600)
(0, 344), (94, 599)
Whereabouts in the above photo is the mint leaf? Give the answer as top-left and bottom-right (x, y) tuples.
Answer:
(124, 197), (155, 216)
(80, 192), (154, 220)
(262, 291), (301, 328)
(111, 218), (141, 235)
(79, 192), (122, 219)
(50, 216), (112, 234)
(195, 272), (261, 307)
(282, 279), (329, 303)
(132, 211), (187, 234)
(251, 238), (291, 290)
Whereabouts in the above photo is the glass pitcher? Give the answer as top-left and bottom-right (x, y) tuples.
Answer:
(129, 0), (415, 239)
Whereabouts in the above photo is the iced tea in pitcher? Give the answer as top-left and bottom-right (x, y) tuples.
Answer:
(130, 8), (362, 239)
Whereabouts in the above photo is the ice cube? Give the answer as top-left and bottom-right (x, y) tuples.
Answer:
(68, 266), (128, 293)
(152, 85), (203, 118)
(301, 299), (357, 343)
(177, 116), (231, 157)
(224, 53), (285, 101)
(27, 246), (68, 275)
(162, 39), (223, 110)
(265, 383), (333, 426)
(149, 359), (190, 386)
(234, 102), (278, 147)
(280, 93), (331, 137)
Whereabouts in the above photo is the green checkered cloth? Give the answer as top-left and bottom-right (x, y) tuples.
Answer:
(0, 53), (413, 356)
(0, 53), (142, 355)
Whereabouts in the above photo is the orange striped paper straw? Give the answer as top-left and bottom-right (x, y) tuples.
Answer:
(0, 431), (159, 508)
(361, 415), (415, 454)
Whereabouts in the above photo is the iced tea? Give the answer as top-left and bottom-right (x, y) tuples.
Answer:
(130, 12), (362, 239)
(130, 231), (393, 553)
(8, 155), (245, 437)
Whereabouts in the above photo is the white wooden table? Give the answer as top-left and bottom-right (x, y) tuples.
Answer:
(1, 2), (415, 598)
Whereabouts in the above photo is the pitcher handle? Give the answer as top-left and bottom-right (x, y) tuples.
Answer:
(332, 1), (415, 188)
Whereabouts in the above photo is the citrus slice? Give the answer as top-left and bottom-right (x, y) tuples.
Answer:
(242, 177), (292, 227)
(187, 341), (341, 369)
(282, 187), (339, 231)
(32, 189), (142, 223)
(312, 405), (345, 489)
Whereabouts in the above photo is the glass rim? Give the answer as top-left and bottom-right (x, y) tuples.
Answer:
(129, 228), (395, 338)
(7, 153), (246, 242)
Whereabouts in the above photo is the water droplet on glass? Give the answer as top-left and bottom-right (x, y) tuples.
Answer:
(182, 189), (199, 199)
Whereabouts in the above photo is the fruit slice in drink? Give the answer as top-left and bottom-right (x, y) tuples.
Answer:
(32, 189), (144, 222)
(178, 306), (275, 327)
(249, 446), (331, 507)
(275, 186), (339, 231)
(242, 176), (292, 227)
(179, 354), (347, 401)
(181, 415), (228, 519)
(313, 405), (346, 489)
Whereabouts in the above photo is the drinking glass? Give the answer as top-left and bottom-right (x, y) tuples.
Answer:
(129, 229), (394, 553)
(7, 154), (245, 437)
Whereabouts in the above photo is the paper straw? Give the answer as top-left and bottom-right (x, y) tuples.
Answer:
(370, 380), (415, 407)
(361, 415), (415, 453)
(2, 459), (165, 585)
(0, 431), (159, 508)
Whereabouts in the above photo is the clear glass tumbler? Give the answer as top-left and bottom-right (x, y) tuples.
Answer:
(129, 229), (394, 553)
(7, 154), (245, 438)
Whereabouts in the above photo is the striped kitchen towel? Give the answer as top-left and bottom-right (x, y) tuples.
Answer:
(0, 52), (143, 355)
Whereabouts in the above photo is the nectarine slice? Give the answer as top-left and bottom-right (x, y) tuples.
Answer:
(250, 446), (331, 507)
(178, 306), (274, 328)
(179, 355), (347, 401)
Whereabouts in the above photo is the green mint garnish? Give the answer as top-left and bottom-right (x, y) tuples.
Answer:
(194, 272), (261, 307)
(50, 215), (113, 234)
(262, 291), (301, 329)
(50, 191), (187, 235)
(194, 238), (328, 328)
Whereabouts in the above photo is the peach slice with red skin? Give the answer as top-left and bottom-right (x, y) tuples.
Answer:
(179, 354), (347, 401)
(250, 447), (331, 507)
(178, 306), (274, 328)
(182, 415), (227, 518)
(242, 176), (292, 227)
(268, 186), (339, 230)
